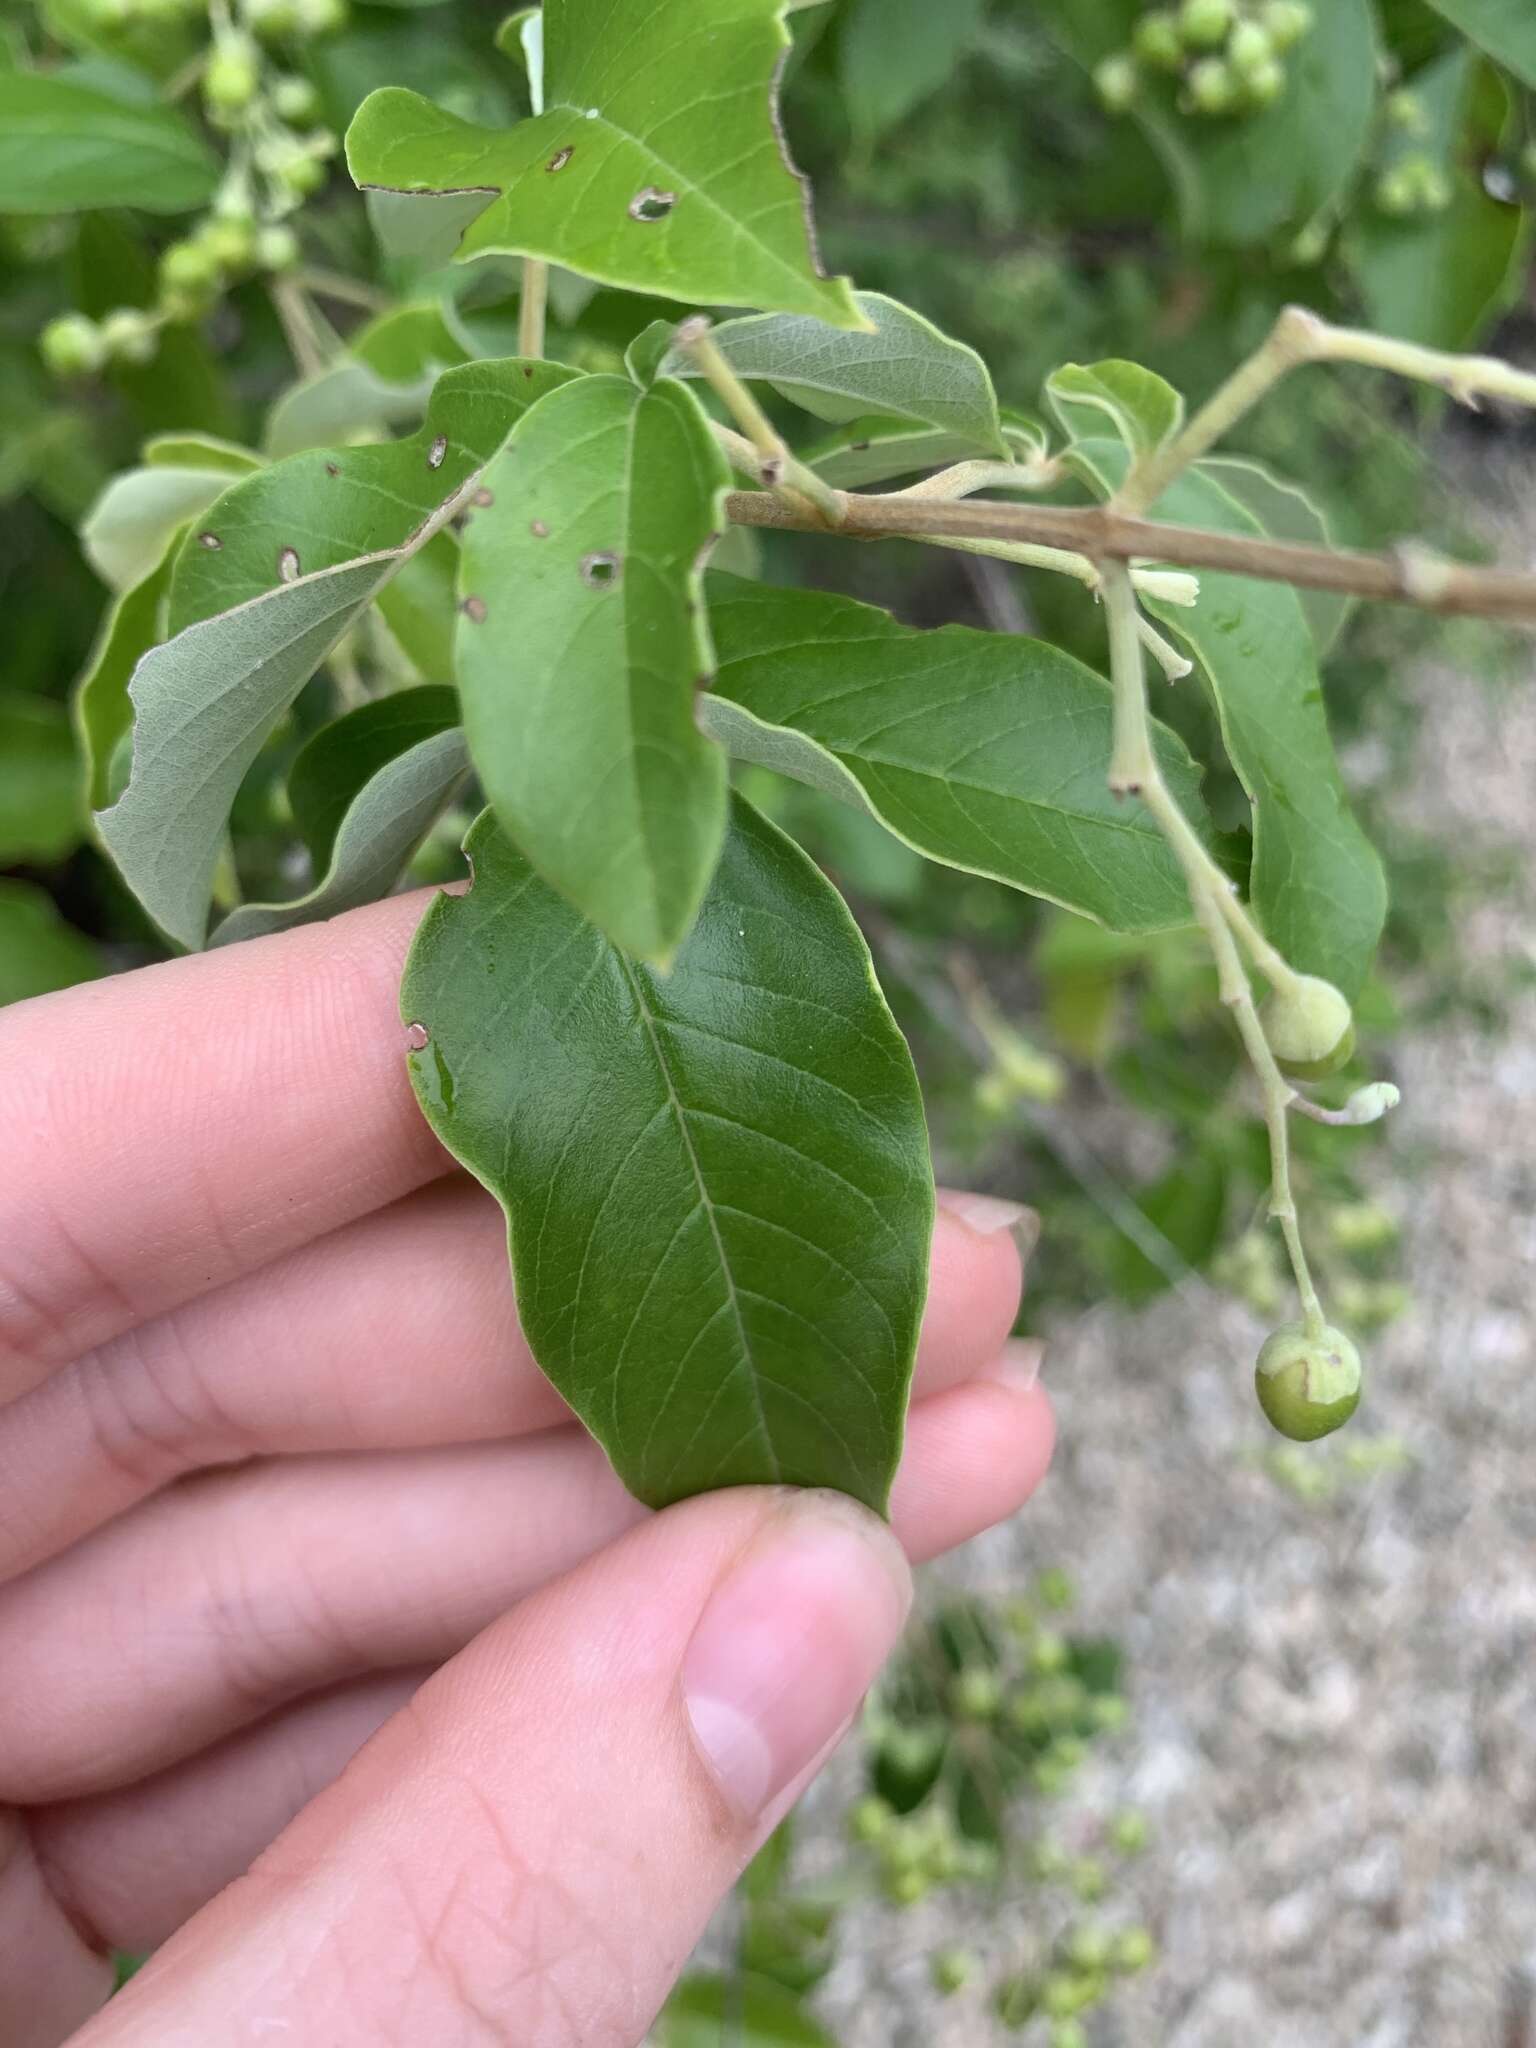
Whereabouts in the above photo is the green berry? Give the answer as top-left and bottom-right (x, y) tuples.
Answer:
(39, 312), (106, 379)
(1069, 1856), (1107, 1903)
(243, 0), (300, 34)
(1094, 52), (1140, 115)
(1261, 0), (1312, 51)
(1228, 20), (1275, 74)
(1030, 1629), (1069, 1675)
(270, 73), (320, 122)
(1035, 1567), (1075, 1612)
(1242, 56), (1286, 107)
(930, 1946), (978, 1995)
(99, 307), (159, 366)
(159, 239), (220, 295)
(1289, 218), (1330, 267)
(1132, 10), (1184, 69)
(1050, 2024), (1089, 2048)
(294, 0), (347, 34)
(1375, 167), (1419, 218)
(883, 1865), (929, 1908)
(1090, 1692), (1130, 1734)
(203, 35), (261, 116)
(1386, 88), (1428, 135)
(1179, 0), (1234, 49)
(198, 215), (257, 272)
(1255, 1321), (1363, 1442)
(1186, 56), (1238, 116)
(1326, 1202), (1398, 1254)
(994, 1974), (1040, 2028)
(848, 1795), (894, 1845)
(254, 222), (301, 272)
(1026, 1836), (1070, 1883)
(1109, 1808), (1151, 1855)
(951, 1667), (1003, 1721)
(1112, 1925), (1158, 1973)
(1064, 1923), (1114, 1973)
(1260, 973), (1354, 1079)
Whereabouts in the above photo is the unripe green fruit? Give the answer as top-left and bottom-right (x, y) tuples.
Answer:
(1186, 56), (1238, 116)
(1063, 1923), (1113, 1973)
(160, 239), (220, 294)
(848, 1794), (894, 1845)
(1049, 2024), (1089, 2048)
(1042, 1970), (1097, 2019)
(951, 1666), (1003, 1721)
(1112, 1925), (1157, 1973)
(99, 307), (159, 365)
(1109, 1807), (1150, 1854)
(883, 1865), (928, 1907)
(276, 149), (326, 197)
(1069, 1856), (1106, 1903)
(1326, 1201), (1398, 1254)
(1030, 1628), (1069, 1675)
(1260, 973), (1354, 1078)
(39, 312), (106, 379)
(1094, 53), (1140, 115)
(199, 215), (257, 271)
(930, 1946), (977, 1995)
(1386, 88), (1428, 135)
(255, 223), (301, 272)
(1179, 0), (1234, 49)
(1035, 1566), (1075, 1611)
(1374, 167), (1419, 218)
(1242, 56), (1285, 108)
(1133, 10), (1184, 70)
(203, 37), (261, 115)
(271, 73), (321, 122)
(1228, 20), (1275, 74)
(243, 0), (300, 35)
(994, 1974), (1040, 2028)
(1261, 0), (1312, 51)
(1255, 1321), (1363, 1441)
(295, 0), (348, 34)
(1090, 1691), (1129, 1733)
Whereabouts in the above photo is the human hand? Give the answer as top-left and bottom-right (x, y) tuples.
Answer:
(0, 893), (1053, 2046)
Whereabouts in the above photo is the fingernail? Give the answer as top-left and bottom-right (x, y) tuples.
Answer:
(683, 1495), (912, 1823)
(939, 1190), (1033, 1239)
(978, 1336), (1045, 1393)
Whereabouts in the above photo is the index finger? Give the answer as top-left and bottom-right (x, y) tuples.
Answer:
(0, 891), (445, 1395)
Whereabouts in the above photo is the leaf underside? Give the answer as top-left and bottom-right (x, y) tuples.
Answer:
(400, 795), (934, 1513)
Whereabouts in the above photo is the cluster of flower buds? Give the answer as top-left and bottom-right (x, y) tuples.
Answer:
(1371, 89), (1453, 217)
(1094, 0), (1314, 122)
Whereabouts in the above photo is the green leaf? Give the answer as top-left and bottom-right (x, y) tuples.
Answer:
(837, 0), (988, 143)
(655, 1972), (838, 2048)
(0, 881), (103, 1007)
(1107, 1151), (1227, 1303)
(287, 683), (460, 870)
(1347, 49), (1522, 351)
(665, 292), (1005, 456)
(98, 555), (413, 949)
(703, 577), (1208, 934)
(345, 0), (863, 325)
(456, 373), (731, 965)
(1070, 439), (1387, 997)
(263, 304), (467, 457)
(0, 73), (218, 214)
(804, 412), (1048, 490)
(376, 531), (459, 680)
(169, 357), (579, 629)
(143, 433), (262, 474)
(73, 528), (179, 811)
(82, 463), (233, 592)
(1198, 456), (1350, 655)
(1423, 0), (1536, 86)
(211, 728), (469, 946)
(1046, 360), (1183, 460)
(401, 795), (933, 1512)
(0, 694), (83, 864)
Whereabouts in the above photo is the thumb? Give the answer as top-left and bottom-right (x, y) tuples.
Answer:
(79, 1487), (912, 2048)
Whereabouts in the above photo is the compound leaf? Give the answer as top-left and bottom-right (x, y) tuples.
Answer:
(345, 0), (862, 325)
(400, 794), (933, 1512)
(704, 576), (1207, 934)
(456, 373), (730, 966)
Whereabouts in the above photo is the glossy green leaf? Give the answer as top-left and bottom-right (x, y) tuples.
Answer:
(1348, 49), (1522, 351)
(73, 529), (179, 811)
(665, 292), (1006, 454)
(1423, 0), (1536, 86)
(345, 0), (863, 325)
(82, 463), (232, 592)
(656, 1973), (838, 2048)
(0, 694), (83, 864)
(456, 374), (731, 965)
(169, 357), (578, 629)
(1070, 439), (1387, 997)
(0, 881), (103, 1007)
(143, 434), (262, 475)
(98, 555), (410, 949)
(0, 73), (218, 214)
(211, 729), (469, 946)
(1046, 360), (1183, 460)
(288, 683), (460, 870)
(704, 577), (1208, 934)
(837, 0), (988, 143)
(401, 795), (933, 1512)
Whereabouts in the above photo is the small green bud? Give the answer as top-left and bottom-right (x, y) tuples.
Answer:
(1049, 2023), (1090, 2048)
(270, 145), (326, 197)
(99, 306), (159, 366)
(951, 1666), (1003, 1721)
(203, 35), (261, 116)
(1289, 219), (1330, 267)
(1050, 1734), (1088, 1770)
(1228, 20), (1275, 74)
(1415, 162), (1452, 213)
(1035, 1567), (1075, 1612)
(1026, 1836), (1070, 1883)
(1241, 56), (1286, 108)
(1374, 167), (1419, 218)
(1093, 52), (1141, 114)
(1386, 88), (1428, 134)
(270, 73), (321, 122)
(243, 0), (300, 34)
(39, 312), (107, 379)
(1002, 1597), (1037, 1641)
(883, 1865), (929, 1908)
(1260, 973), (1354, 1079)
(1186, 56), (1238, 116)
(1063, 1923), (1114, 1973)
(1255, 1321), (1363, 1442)
(1179, 0), (1234, 49)
(1261, 0), (1312, 51)
(930, 1946), (978, 1996)
(1326, 1202), (1398, 1255)
(994, 1974), (1040, 2028)
(1090, 1691), (1130, 1734)
(159, 239), (221, 295)
(1069, 1856), (1107, 1903)
(198, 214), (257, 271)
(254, 222), (301, 272)
(1112, 1925), (1158, 1973)
(294, 0), (348, 34)
(848, 1794), (894, 1845)
(1132, 10), (1185, 69)
(1109, 1807), (1151, 1855)
(1030, 1628), (1069, 1675)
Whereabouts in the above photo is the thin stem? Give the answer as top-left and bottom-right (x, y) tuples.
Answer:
(519, 258), (549, 360)
(723, 489), (1536, 625)
(677, 317), (846, 528)
(296, 267), (393, 313)
(886, 457), (1065, 500)
(1100, 564), (1324, 1332)
(269, 278), (329, 380)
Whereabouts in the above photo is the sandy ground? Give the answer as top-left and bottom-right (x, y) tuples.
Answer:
(789, 450), (1536, 2048)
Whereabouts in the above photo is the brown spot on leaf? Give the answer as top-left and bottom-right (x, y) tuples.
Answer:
(197, 531), (222, 550)
(546, 146), (574, 172)
(461, 595), (487, 624)
(324, 461), (340, 477)
(472, 487), (494, 507)
(628, 187), (676, 223)
(530, 519), (549, 538)
(427, 434), (448, 470)
(278, 546), (300, 582)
